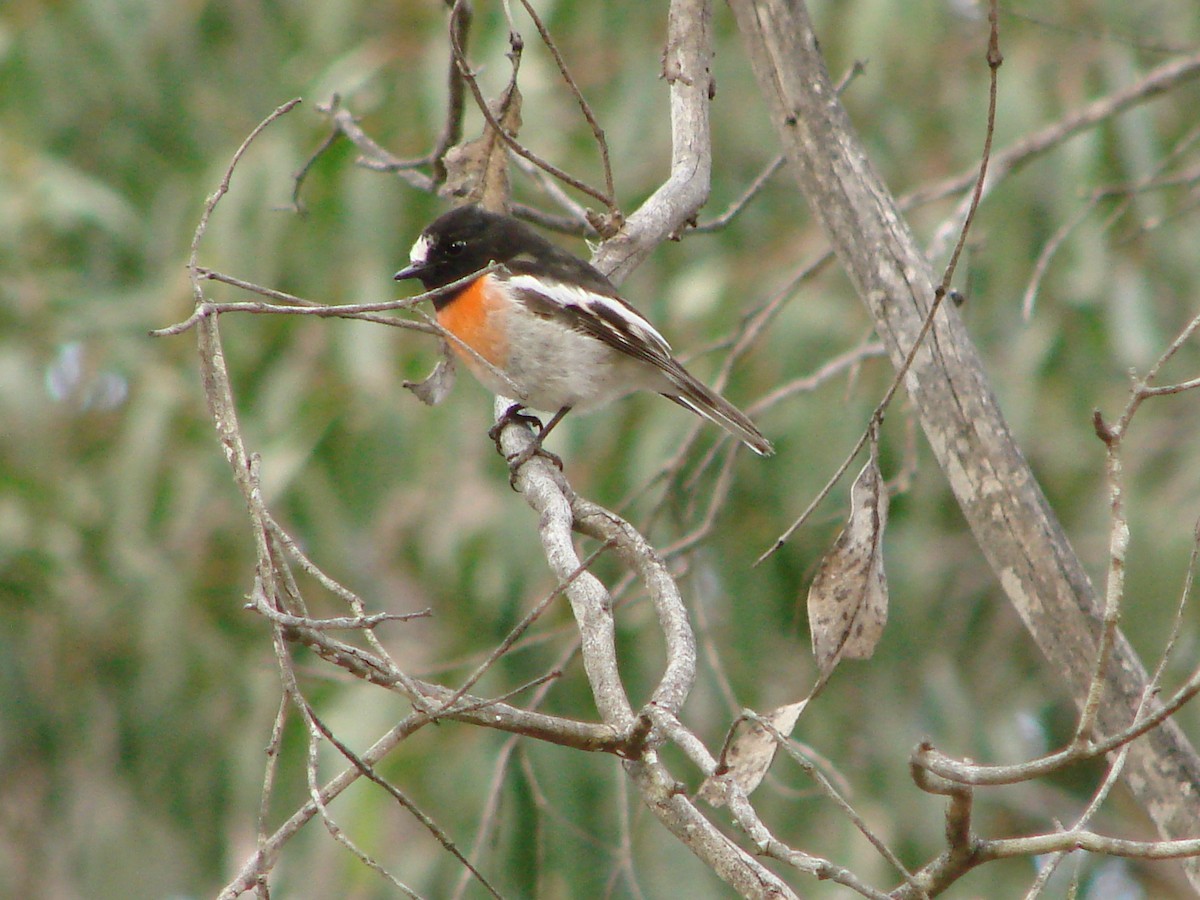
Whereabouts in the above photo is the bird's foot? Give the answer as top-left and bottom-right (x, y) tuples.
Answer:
(489, 404), (564, 488)
(488, 404), (543, 451)
(505, 443), (564, 486)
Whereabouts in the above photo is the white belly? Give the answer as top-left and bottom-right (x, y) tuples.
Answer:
(484, 308), (667, 413)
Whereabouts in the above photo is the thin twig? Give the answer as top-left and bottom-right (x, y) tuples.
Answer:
(747, 712), (926, 897)
(691, 155), (784, 233)
(517, 0), (616, 205)
(321, 99), (435, 189)
(432, 541), (614, 716)
(692, 60), (863, 234)
(252, 696), (289, 896)
(152, 296), (436, 336)
(448, 635), (596, 900)
(1023, 120), (1200, 320)
(1003, 8), (1196, 56)
(912, 659), (1200, 786)
(750, 341), (886, 413)
(297, 702), (424, 897)
(633, 252), (836, 530)
(938, 0), (1001, 296)
(218, 714), (433, 899)
(309, 709), (503, 899)
(288, 120), (342, 214)
(187, 99), (302, 301)
(759, 1), (1002, 564)
(152, 263), (499, 338)
(1026, 537), (1200, 895)
(1074, 410), (1127, 743)
(1020, 200), (1096, 321)
(249, 601), (431, 631)
(270, 619), (423, 898)
(432, 0), (471, 183)
(755, 292), (942, 566)
(446, 7), (613, 208)
(916, 50), (1200, 262)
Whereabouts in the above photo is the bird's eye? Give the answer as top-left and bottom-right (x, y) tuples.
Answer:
(446, 240), (467, 255)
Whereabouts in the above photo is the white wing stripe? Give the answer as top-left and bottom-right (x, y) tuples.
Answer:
(506, 274), (671, 353)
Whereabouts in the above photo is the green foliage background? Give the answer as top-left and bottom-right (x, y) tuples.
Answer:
(3, 1), (1200, 897)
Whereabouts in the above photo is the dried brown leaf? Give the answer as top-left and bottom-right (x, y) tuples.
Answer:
(403, 341), (457, 406)
(441, 85), (522, 213)
(699, 702), (806, 806)
(806, 452), (889, 677)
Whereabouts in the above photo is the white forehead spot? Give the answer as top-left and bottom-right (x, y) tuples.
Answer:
(408, 234), (431, 266)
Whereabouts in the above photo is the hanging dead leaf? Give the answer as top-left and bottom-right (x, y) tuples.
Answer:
(441, 84), (522, 213)
(698, 702), (806, 807)
(806, 451), (889, 677)
(403, 340), (457, 406)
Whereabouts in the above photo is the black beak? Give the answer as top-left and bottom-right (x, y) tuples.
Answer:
(393, 262), (425, 281)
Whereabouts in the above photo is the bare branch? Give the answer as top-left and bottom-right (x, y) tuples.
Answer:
(320, 96), (436, 189)
(446, 8), (614, 210)
(516, 0), (616, 202)
(591, 0), (715, 283)
(910, 656), (1200, 784)
(219, 715), (430, 900)
(309, 710), (502, 899)
(728, 1), (1200, 875)
(983, 830), (1200, 863)
(918, 50), (1200, 260)
(937, 0), (1001, 295)
(691, 155), (784, 233)
(431, 0), (471, 183)
(1025, 542), (1199, 896)
(432, 541), (613, 716)
(912, 51), (1200, 211)
(573, 498), (697, 716)
(492, 400), (635, 730)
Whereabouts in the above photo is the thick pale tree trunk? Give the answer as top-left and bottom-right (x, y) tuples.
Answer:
(727, 0), (1200, 887)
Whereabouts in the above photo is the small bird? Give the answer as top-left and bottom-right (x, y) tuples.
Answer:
(394, 205), (773, 466)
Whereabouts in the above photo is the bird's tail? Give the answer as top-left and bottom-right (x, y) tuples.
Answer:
(661, 362), (774, 456)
